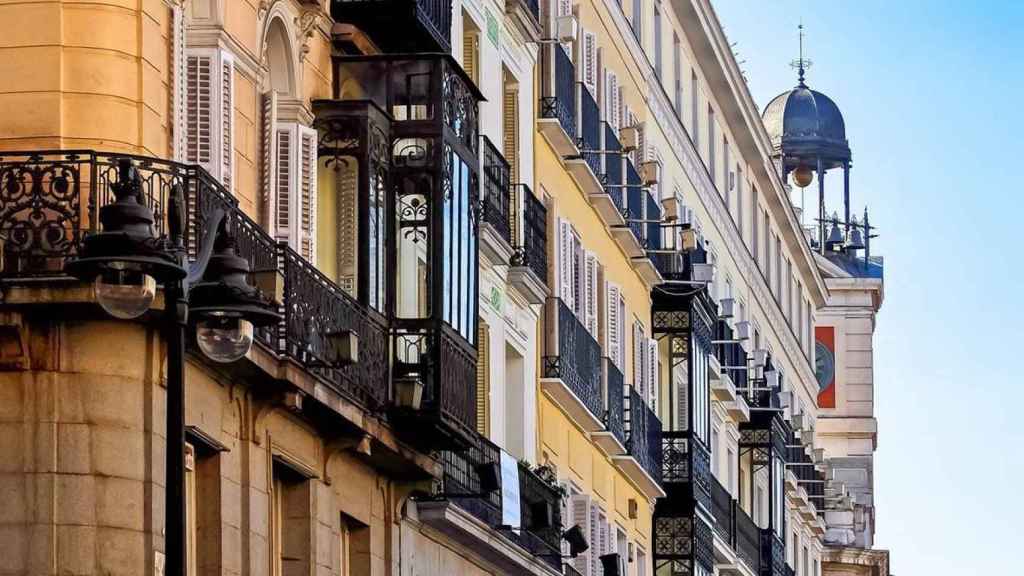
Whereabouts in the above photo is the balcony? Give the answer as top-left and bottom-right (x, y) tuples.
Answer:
(332, 0), (453, 53)
(610, 160), (645, 259)
(631, 190), (663, 284)
(539, 45), (577, 157)
(480, 135), (514, 264)
(588, 122), (626, 227)
(565, 84), (604, 199)
(0, 149), (399, 443)
(419, 433), (563, 576)
(613, 387), (665, 499)
(734, 505), (761, 572)
(541, 298), (604, 432)
(323, 53), (484, 450)
(504, 0), (541, 44)
(592, 357), (626, 456)
(509, 183), (548, 304)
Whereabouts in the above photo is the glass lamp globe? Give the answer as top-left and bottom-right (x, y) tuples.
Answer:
(94, 264), (157, 319)
(196, 314), (254, 363)
(792, 164), (813, 188)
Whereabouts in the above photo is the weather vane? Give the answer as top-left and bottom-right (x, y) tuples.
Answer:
(790, 22), (813, 85)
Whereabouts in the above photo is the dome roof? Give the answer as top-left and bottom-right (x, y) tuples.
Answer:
(762, 82), (850, 166)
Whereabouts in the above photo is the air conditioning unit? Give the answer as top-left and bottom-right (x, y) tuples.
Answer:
(777, 390), (793, 409)
(729, 171), (736, 191)
(791, 412), (806, 430)
(719, 297), (735, 319)
(555, 15), (578, 44)
(813, 448), (825, 463)
(765, 368), (780, 389)
(734, 320), (751, 341)
(691, 262), (714, 283)
(639, 160), (660, 186)
(751, 348), (767, 367)
(619, 125), (640, 153)
(680, 227), (698, 251)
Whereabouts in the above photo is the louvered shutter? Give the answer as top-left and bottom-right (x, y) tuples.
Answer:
(633, 322), (645, 394)
(637, 121), (647, 162)
(503, 81), (520, 184)
(559, 482), (571, 556)
(616, 87), (624, 132)
(593, 507), (608, 576)
(463, 31), (480, 86)
(337, 157), (359, 295)
(606, 282), (621, 368)
(607, 73), (620, 130)
(571, 494), (592, 576)
(171, 6), (187, 161)
(584, 251), (598, 336)
(557, 0), (573, 58)
(261, 91), (278, 226)
(648, 339), (659, 411)
(476, 323), (490, 435)
(186, 53), (214, 167)
(220, 54), (235, 193)
(298, 125), (318, 262)
(274, 125), (294, 244)
(558, 218), (575, 310)
(582, 31), (597, 95)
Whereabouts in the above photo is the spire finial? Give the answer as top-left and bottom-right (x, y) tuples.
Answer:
(790, 22), (812, 86)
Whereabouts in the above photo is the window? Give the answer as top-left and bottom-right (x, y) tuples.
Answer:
(727, 447), (736, 495)
(271, 461), (312, 576)
(755, 486), (765, 526)
(737, 168), (744, 239)
(503, 69), (521, 183)
(775, 235), (782, 298)
(606, 282), (626, 368)
(462, 20), (480, 86)
(616, 528), (629, 576)
(340, 513), (371, 576)
(723, 136), (730, 207)
(802, 546), (809, 576)
(505, 344), (530, 460)
(673, 34), (682, 115)
(270, 121), (318, 260)
(631, 0), (642, 42)
(751, 185), (759, 259)
(441, 148), (478, 341)
(636, 547), (647, 576)
(691, 72), (699, 147)
(711, 426), (720, 475)
(653, 3), (663, 78)
(185, 436), (222, 576)
(707, 107), (716, 182)
(763, 210), (771, 280)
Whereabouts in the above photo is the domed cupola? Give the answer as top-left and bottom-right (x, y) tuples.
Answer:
(762, 81), (850, 169)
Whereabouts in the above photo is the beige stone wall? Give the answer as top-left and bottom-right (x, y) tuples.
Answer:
(0, 1), (175, 154)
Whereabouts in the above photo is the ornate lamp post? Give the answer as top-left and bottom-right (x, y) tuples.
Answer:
(64, 159), (281, 576)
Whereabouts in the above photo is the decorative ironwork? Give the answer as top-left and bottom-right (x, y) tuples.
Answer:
(603, 123), (624, 210)
(661, 431), (690, 484)
(511, 183), (547, 285)
(710, 475), (735, 546)
(577, 85), (601, 177)
(331, 0), (453, 53)
(625, 387), (663, 484)
(761, 530), (786, 576)
(603, 358), (626, 447)
(625, 161), (644, 241)
(480, 136), (512, 245)
(543, 298), (603, 422)
(433, 433), (563, 572)
(540, 46), (576, 140)
(443, 65), (480, 154)
(735, 505), (761, 571)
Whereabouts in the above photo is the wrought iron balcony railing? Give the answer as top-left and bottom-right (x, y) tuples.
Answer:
(540, 45), (576, 141)
(577, 84), (601, 177)
(710, 475), (735, 546)
(735, 504), (761, 571)
(0, 150), (392, 410)
(603, 123), (625, 211)
(434, 433), (563, 572)
(602, 357), (626, 447)
(332, 0), (453, 53)
(625, 387), (663, 485)
(543, 298), (604, 422)
(510, 183), (547, 286)
(625, 161), (645, 242)
(715, 321), (749, 390)
(481, 135), (512, 246)
(646, 191), (662, 250)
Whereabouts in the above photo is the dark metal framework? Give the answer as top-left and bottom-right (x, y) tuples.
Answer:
(481, 135), (512, 245)
(601, 357), (626, 447)
(540, 44), (576, 140)
(332, 0), (453, 53)
(651, 283), (717, 576)
(739, 410), (790, 576)
(510, 183), (547, 284)
(328, 53), (484, 449)
(543, 297), (603, 421)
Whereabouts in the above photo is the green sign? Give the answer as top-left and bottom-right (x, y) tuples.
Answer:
(490, 286), (502, 312)
(486, 10), (500, 48)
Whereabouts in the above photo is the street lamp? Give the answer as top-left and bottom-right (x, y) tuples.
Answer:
(64, 158), (281, 576)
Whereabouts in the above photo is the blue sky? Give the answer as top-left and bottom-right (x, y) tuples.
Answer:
(711, 1), (1023, 573)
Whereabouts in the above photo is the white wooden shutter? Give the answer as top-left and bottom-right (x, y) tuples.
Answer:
(583, 31), (597, 95)
(186, 49), (234, 192)
(261, 91), (278, 227)
(186, 53), (214, 167)
(571, 494), (593, 576)
(220, 54), (234, 193)
(648, 339), (659, 411)
(171, 6), (187, 161)
(616, 86), (624, 132)
(607, 72), (620, 130)
(558, 218), (575, 309)
(606, 282), (621, 368)
(593, 507), (608, 576)
(633, 321), (645, 394)
(274, 125), (294, 244)
(298, 125), (318, 262)
(584, 251), (598, 336)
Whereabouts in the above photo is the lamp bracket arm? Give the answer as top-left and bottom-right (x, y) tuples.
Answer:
(185, 208), (228, 289)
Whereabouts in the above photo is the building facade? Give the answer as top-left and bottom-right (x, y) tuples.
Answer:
(0, 1), (889, 576)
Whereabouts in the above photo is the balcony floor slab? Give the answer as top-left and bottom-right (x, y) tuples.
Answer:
(538, 118), (579, 159)
(611, 454), (666, 499)
(541, 377), (604, 433)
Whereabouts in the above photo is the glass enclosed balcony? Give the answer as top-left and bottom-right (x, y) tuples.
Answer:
(332, 0), (453, 53)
